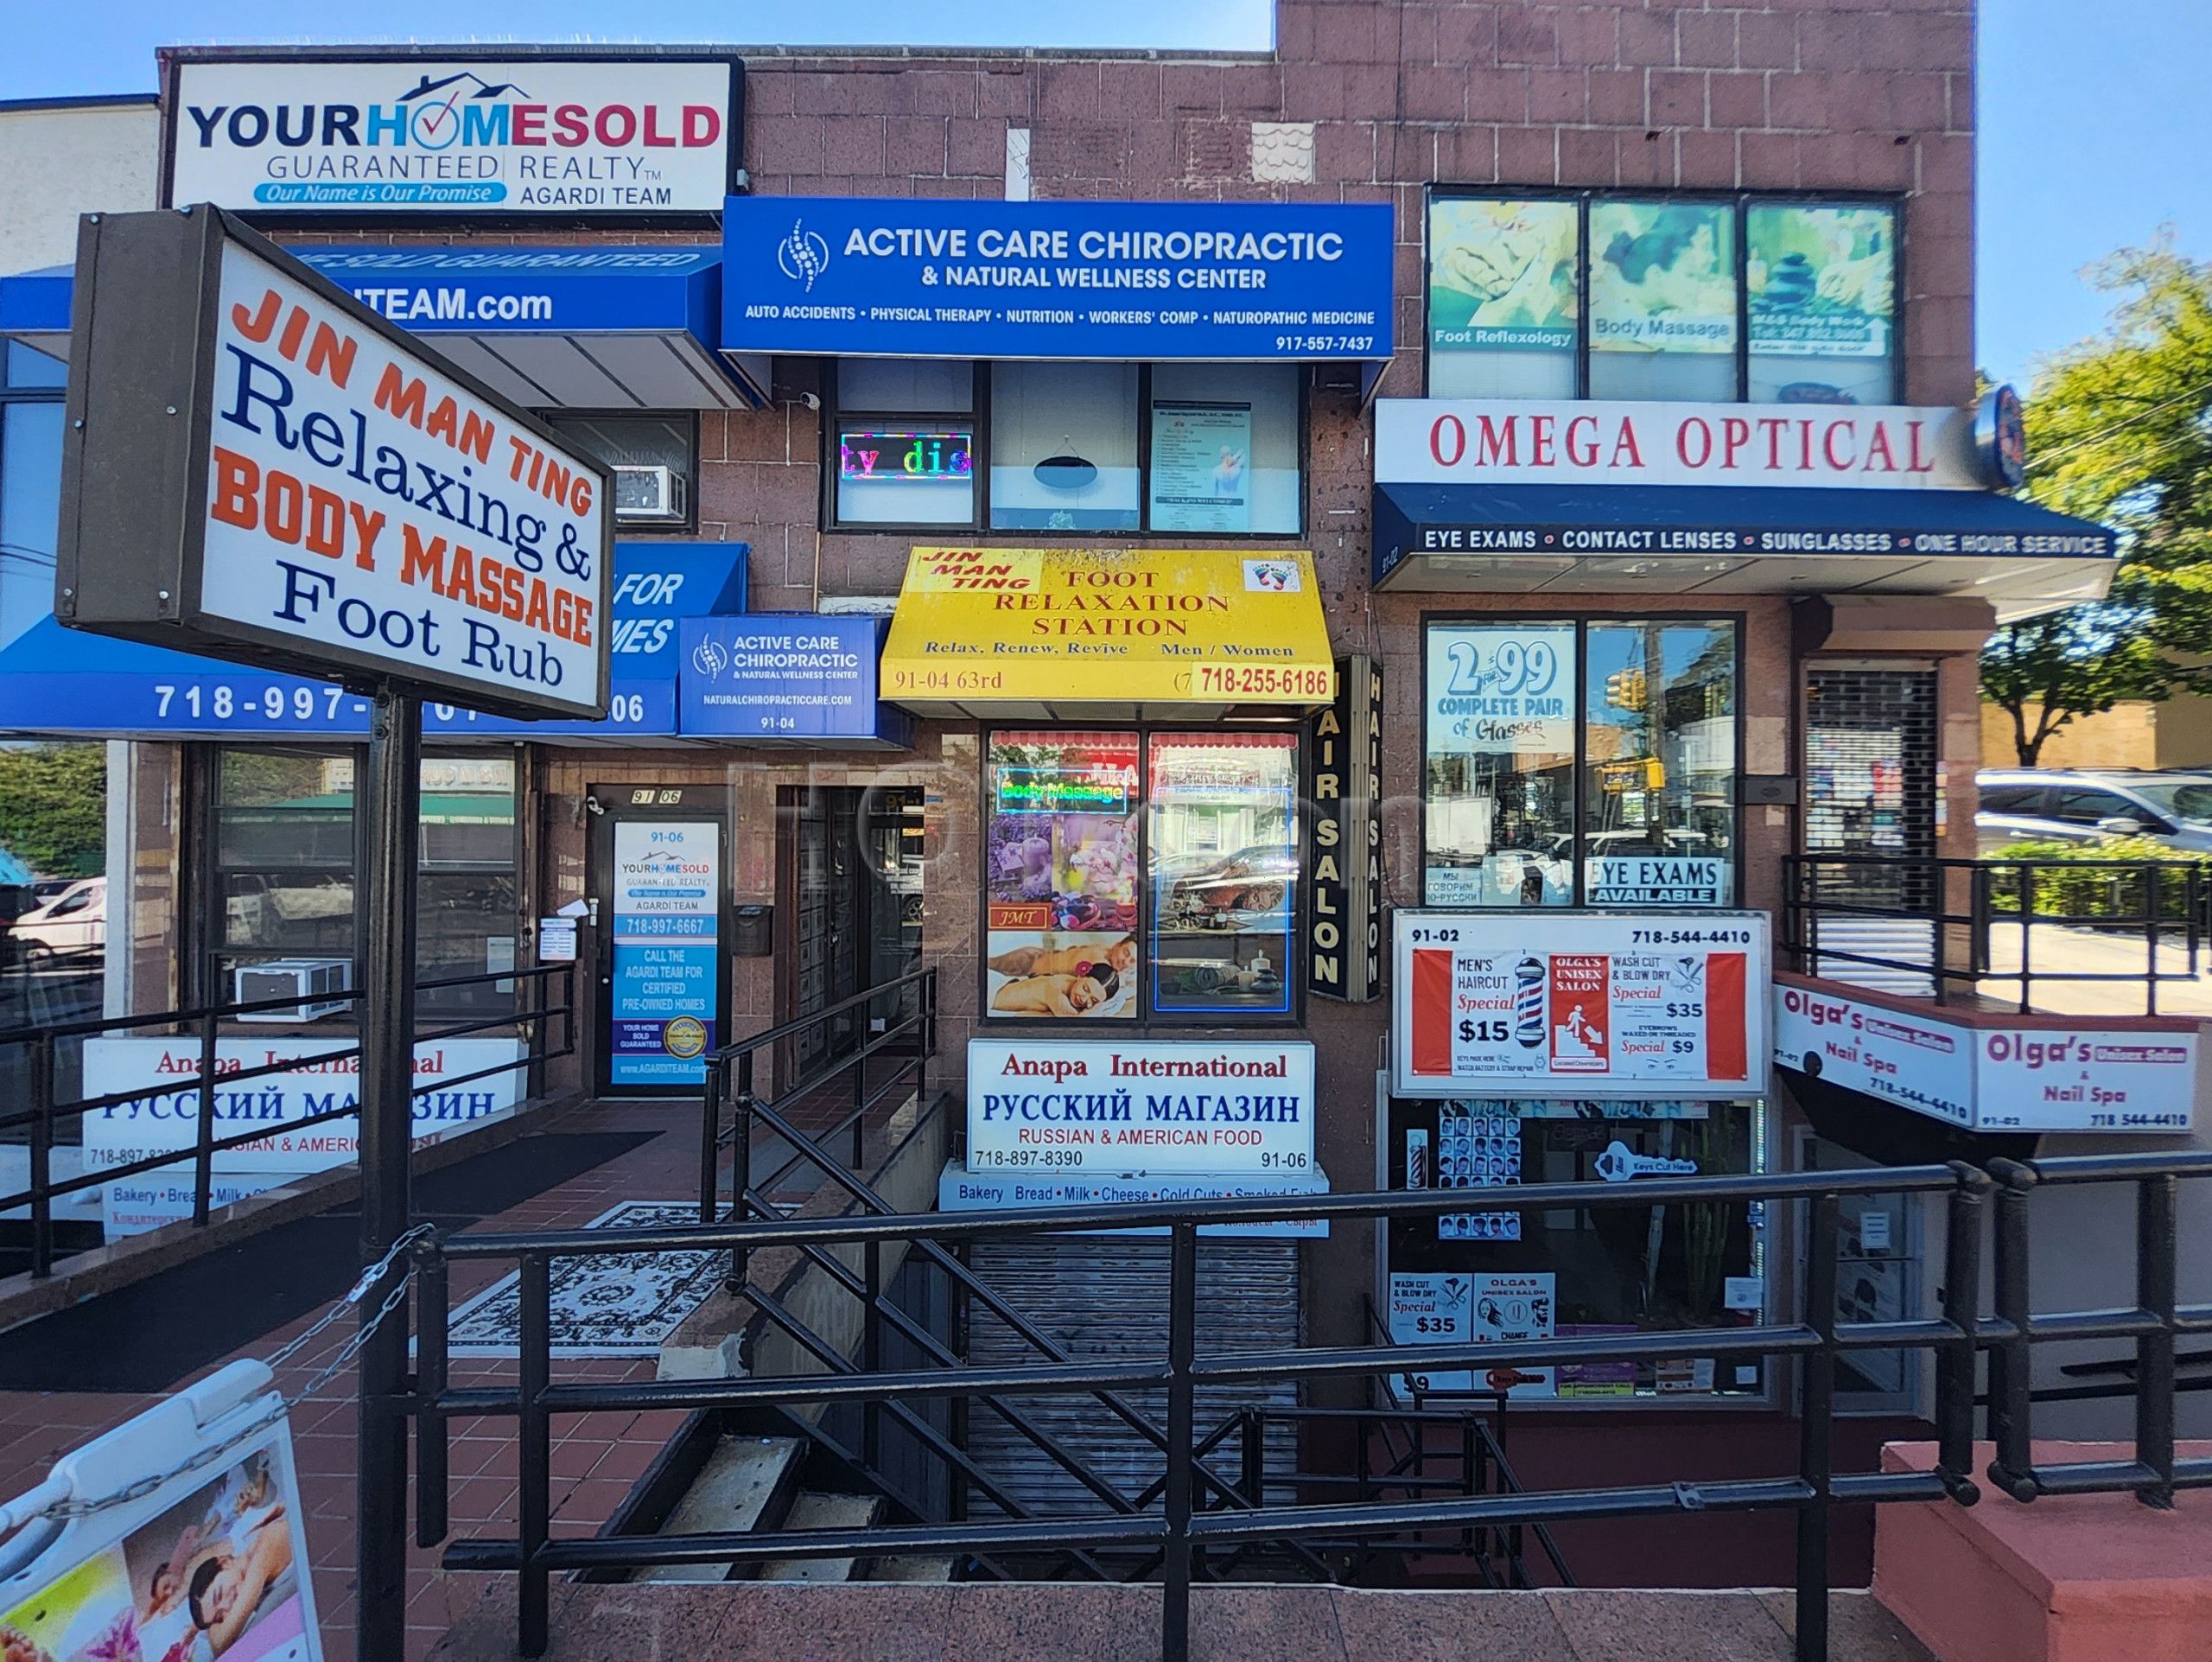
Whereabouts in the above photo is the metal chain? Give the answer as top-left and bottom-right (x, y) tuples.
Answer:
(25, 1225), (435, 1524)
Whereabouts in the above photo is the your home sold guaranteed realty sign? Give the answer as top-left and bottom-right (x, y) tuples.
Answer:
(56, 207), (612, 720)
(166, 53), (740, 216)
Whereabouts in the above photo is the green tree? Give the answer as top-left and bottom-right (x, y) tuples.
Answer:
(0, 742), (105, 876)
(1981, 245), (2212, 765)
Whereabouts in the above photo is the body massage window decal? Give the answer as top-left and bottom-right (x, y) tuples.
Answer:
(1423, 188), (1904, 406)
(982, 726), (1306, 1028)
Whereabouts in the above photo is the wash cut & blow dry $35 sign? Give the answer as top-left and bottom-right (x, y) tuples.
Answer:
(57, 207), (612, 720)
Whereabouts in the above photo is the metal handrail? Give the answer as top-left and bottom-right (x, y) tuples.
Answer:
(0, 962), (575, 1277)
(408, 1157), (1994, 1662)
(1783, 853), (2208, 1012)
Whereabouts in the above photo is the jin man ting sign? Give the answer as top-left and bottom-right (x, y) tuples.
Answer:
(56, 205), (613, 720)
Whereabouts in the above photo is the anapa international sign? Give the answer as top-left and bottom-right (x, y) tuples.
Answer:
(166, 52), (740, 218)
(55, 207), (613, 720)
(966, 1038), (1316, 1175)
(1376, 398), (1987, 492)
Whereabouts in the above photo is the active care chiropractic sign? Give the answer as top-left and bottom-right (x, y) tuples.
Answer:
(55, 207), (613, 721)
(166, 51), (741, 216)
(967, 1038), (1315, 1175)
(1772, 975), (2198, 1133)
(722, 196), (1396, 361)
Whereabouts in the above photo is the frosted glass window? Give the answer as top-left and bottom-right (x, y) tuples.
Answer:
(988, 363), (1141, 532)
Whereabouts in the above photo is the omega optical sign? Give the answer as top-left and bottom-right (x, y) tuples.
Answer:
(1307, 654), (1383, 1003)
(54, 206), (613, 722)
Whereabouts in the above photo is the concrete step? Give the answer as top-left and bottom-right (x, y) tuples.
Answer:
(633, 1436), (803, 1585)
(866, 1554), (957, 1583)
(756, 1491), (885, 1584)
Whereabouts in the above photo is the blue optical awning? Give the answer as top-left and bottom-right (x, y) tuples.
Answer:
(0, 544), (747, 743)
(1373, 483), (2119, 621)
(0, 245), (770, 410)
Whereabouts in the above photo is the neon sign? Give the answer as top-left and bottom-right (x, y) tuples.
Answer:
(839, 429), (975, 483)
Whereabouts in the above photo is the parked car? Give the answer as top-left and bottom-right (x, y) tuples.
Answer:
(9, 876), (105, 961)
(1975, 769), (2212, 856)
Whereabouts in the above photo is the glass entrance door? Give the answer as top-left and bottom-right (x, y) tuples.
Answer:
(591, 786), (728, 1097)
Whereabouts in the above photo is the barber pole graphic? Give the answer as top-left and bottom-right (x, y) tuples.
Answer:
(1406, 1127), (1429, 1190)
(1513, 957), (1545, 1048)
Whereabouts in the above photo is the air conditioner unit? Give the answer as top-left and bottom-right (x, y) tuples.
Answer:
(613, 464), (688, 525)
(234, 958), (353, 1022)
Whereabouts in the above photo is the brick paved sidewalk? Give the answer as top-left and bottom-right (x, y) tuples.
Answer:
(0, 1102), (705, 1662)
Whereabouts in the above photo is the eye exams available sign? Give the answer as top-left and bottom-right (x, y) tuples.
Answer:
(168, 54), (738, 215)
(1394, 910), (1768, 1099)
(722, 196), (1395, 360)
(55, 207), (613, 719)
(967, 1038), (1316, 1175)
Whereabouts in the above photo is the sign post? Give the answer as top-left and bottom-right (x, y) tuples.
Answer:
(55, 205), (613, 1662)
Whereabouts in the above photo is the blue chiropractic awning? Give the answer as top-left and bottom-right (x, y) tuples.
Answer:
(0, 245), (771, 410)
(0, 544), (747, 743)
(1372, 483), (2120, 621)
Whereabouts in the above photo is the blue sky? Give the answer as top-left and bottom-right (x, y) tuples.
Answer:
(1, 0), (2200, 387)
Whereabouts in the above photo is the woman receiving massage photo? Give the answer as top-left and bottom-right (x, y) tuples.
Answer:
(990, 962), (1121, 1018)
(987, 936), (1136, 980)
(185, 1501), (294, 1657)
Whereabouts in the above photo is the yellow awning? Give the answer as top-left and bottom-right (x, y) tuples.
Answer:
(880, 546), (1337, 719)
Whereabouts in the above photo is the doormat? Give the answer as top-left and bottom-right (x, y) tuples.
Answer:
(443, 1200), (728, 1358)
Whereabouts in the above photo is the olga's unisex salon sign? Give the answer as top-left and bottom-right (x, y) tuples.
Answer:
(167, 52), (740, 217)
(967, 1039), (1315, 1175)
(55, 207), (612, 720)
(723, 197), (1395, 361)
(1394, 910), (1767, 1099)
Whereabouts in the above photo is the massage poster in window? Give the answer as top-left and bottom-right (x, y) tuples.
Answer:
(1392, 909), (1769, 1098)
(986, 731), (1140, 1019)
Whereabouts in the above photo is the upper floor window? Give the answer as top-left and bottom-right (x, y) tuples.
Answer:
(1426, 192), (1898, 406)
(824, 359), (1304, 537)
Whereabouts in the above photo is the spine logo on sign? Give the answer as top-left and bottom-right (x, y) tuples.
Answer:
(199, 239), (602, 710)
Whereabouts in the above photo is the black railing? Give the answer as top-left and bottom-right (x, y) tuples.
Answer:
(1783, 853), (2209, 1011)
(1981, 1149), (2212, 1506)
(695, 962), (938, 1234)
(0, 962), (575, 1278)
(404, 1159), (2000, 1662)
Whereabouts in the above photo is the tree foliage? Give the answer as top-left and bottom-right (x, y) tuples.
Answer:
(0, 743), (105, 877)
(1981, 245), (2212, 764)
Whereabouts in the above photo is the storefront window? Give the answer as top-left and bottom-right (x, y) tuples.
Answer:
(1425, 192), (1899, 404)
(1426, 197), (1580, 398)
(1423, 619), (1739, 907)
(1147, 363), (1301, 535)
(1580, 622), (1737, 906)
(983, 728), (1302, 1022)
(985, 731), (1141, 1020)
(988, 363), (1141, 532)
(213, 748), (520, 1018)
(1423, 623), (1578, 907)
(1587, 200), (1738, 403)
(1147, 733), (1297, 1017)
(1, 343), (67, 654)
(1746, 202), (1898, 404)
(829, 359), (980, 529)
(1386, 1096), (1769, 1401)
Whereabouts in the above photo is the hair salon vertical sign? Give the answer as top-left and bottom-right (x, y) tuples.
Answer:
(55, 205), (611, 720)
(1308, 653), (1383, 1002)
